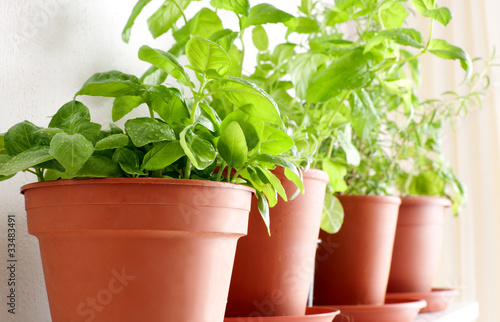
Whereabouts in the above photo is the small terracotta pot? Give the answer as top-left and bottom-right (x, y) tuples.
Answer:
(225, 168), (329, 317)
(314, 195), (401, 305)
(23, 178), (253, 322)
(387, 196), (451, 293)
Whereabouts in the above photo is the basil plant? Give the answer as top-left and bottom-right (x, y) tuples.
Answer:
(0, 36), (305, 231)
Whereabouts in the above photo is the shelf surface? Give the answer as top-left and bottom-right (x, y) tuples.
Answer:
(414, 302), (478, 322)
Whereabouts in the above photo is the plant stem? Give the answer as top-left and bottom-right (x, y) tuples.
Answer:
(327, 90), (352, 128)
(184, 159), (192, 179)
(216, 161), (227, 182)
(171, 0), (189, 27)
(237, 14), (246, 77)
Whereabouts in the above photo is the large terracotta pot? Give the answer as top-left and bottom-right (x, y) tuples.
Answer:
(314, 195), (401, 305)
(23, 178), (253, 322)
(387, 196), (451, 293)
(225, 168), (329, 317)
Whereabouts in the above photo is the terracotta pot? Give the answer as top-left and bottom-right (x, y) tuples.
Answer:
(225, 168), (329, 317)
(387, 196), (451, 293)
(314, 195), (401, 305)
(23, 178), (253, 322)
(224, 307), (340, 322)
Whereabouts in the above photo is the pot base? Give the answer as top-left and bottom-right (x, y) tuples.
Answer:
(386, 288), (458, 313)
(223, 307), (340, 321)
(320, 299), (426, 322)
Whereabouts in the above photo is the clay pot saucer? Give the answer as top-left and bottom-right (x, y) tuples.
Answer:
(319, 299), (426, 322)
(386, 288), (459, 313)
(223, 307), (340, 321)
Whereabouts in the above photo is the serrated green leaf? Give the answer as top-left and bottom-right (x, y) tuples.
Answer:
(4, 121), (49, 156)
(242, 4), (296, 29)
(125, 117), (175, 147)
(321, 193), (344, 234)
(218, 121), (248, 169)
(180, 126), (216, 170)
(95, 134), (129, 151)
(49, 133), (94, 174)
(142, 140), (185, 170)
(122, 0), (153, 43)
(75, 156), (122, 177)
(0, 147), (54, 176)
(186, 36), (231, 77)
(76, 71), (144, 98)
(138, 45), (190, 86)
(210, 0), (249, 16)
(252, 26), (269, 51)
(422, 7), (452, 26)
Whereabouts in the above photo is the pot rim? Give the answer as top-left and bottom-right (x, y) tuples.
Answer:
(400, 195), (452, 207)
(21, 177), (255, 195)
(303, 168), (330, 183)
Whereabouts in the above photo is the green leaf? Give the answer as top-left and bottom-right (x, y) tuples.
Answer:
(284, 167), (305, 194)
(298, 0), (313, 15)
(49, 101), (102, 140)
(199, 103), (222, 129)
(379, 1), (407, 29)
(186, 36), (231, 77)
(174, 8), (223, 41)
(4, 121), (49, 155)
(180, 126), (216, 170)
(122, 0), (153, 43)
(147, 0), (192, 38)
(142, 140), (185, 170)
(95, 134), (129, 151)
(306, 50), (375, 103)
(271, 43), (296, 65)
(322, 159), (347, 192)
(145, 86), (189, 124)
(138, 45), (190, 86)
(219, 108), (263, 151)
(338, 125), (360, 166)
(76, 71), (143, 98)
(209, 29), (239, 52)
(252, 26), (269, 51)
(212, 77), (283, 126)
(210, 0), (250, 16)
(218, 121), (248, 169)
(260, 126), (294, 155)
(410, 0), (434, 14)
(0, 147), (54, 176)
(242, 4), (296, 29)
(422, 7), (452, 26)
(255, 165), (287, 202)
(286, 16), (319, 34)
(49, 133), (94, 174)
(364, 28), (424, 53)
(112, 95), (144, 122)
(140, 66), (168, 85)
(0, 134), (6, 155)
(428, 39), (472, 78)
(409, 169), (445, 196)
(75, 156), (122, 177)
(256, 190), (270, 234)
(321, 193), (344, 234)
(125, 118), (175, 147)
(288, 53), (328, 99)
(351, 90), (380, 139)
(113, 147), (144, 175)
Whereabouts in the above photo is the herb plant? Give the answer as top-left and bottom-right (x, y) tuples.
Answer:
(0, 36), (305, 230)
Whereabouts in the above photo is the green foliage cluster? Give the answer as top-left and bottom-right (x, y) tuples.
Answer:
(0, 36), (306, 231)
